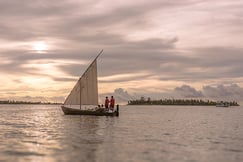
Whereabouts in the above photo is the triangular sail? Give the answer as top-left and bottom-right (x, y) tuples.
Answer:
(64, 79), (81, 105)
(64, 57), (99, 106)
(80, 60), (98, 105)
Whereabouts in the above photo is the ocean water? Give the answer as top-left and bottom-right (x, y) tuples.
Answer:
(0, 105), (242, 162)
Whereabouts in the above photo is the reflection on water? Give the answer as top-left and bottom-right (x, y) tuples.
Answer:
(0, 105), (243, 162)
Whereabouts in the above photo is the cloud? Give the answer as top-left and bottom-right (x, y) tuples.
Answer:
(174, 85), (204, 98)
(157, 46), (243, 82)
(171, 84), (243, 102)
(0, 0), (192, 42)
(99, 88), (136, 104)
(1, 0), (242, 82)
(203, 84), (243, 101)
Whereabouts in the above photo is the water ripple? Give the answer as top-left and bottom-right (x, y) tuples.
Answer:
(4, 150), (45, 156)
(0, 105), (243, 162)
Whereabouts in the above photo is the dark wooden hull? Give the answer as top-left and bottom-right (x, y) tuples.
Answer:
(61, 105), (119, 116)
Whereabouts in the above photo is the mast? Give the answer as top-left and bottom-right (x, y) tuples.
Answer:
(80, 79), (81, 109)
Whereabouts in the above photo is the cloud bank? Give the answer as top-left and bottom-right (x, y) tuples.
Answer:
(0, 0), (243, 102)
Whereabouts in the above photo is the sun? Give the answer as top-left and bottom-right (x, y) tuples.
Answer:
(33, 42), (48, 53)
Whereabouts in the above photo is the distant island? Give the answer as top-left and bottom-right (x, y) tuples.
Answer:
(0, 100), (62, 105)
(128, 97), (240, 106)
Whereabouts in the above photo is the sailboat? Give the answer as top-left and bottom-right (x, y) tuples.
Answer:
(61, 50), (119, 116)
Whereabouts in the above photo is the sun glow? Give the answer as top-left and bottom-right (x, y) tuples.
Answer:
(33, 42), (48, 53)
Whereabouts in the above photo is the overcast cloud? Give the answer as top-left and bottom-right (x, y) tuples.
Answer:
(0, 0), (243, 103)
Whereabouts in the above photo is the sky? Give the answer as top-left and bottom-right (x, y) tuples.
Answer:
(0, 0), (243, 104)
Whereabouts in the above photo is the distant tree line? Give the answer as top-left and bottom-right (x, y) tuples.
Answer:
(128, 97), (239, 106)
(0, 100), (61, 105)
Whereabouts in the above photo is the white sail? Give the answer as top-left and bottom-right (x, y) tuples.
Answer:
(64, 58), (98, 106)
(80, 60), (98, 105)
(64, 79), (81, 105)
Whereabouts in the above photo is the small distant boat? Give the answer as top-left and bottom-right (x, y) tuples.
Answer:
(61, 50), (119, 116)
(216, 101), (230, 107)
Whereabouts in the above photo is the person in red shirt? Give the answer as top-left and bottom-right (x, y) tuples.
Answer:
(110, 96), (115, 111)
(105, 96), (109, 111)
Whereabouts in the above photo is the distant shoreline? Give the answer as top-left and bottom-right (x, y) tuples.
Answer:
(128, 98), (240, 106)
(0, 100), (62, 105)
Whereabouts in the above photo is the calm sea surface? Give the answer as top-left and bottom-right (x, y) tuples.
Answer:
(0, 105), (242, 162)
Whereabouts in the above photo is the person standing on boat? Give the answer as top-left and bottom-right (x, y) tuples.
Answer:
(105, 96), (109, 111)
(110, 96), (115, 111)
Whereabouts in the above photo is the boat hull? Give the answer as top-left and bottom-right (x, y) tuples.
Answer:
(216, 105), (229, 107)
(216, 102), (230, 107)
(61, 105), (119, 116)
